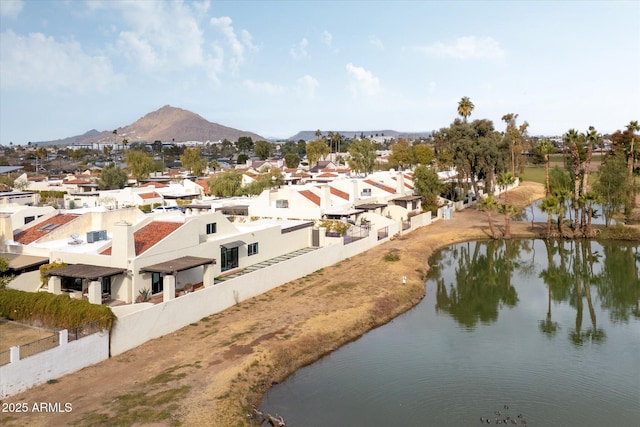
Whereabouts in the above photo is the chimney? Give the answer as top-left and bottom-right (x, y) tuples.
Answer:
(111, 221), (135, 264)
(321, 185), (331, 210)
(397, 171), (406, 196)
(0, 214), (13, 252)
(351, 180), (359, 203)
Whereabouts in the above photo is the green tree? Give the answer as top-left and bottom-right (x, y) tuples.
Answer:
(625, 120), (639, 179)
(306, 139), (330, 166)
(347, 138), (376, 175)
(284, 152), (300, 168)
(254, 140), (274, 160)
(180, 147), (207, 177)
(98, 164), (128, 190)
(296, 140), (307, 158)
(280, 141), (298, 157)
(209, 159), (221, 171)
(236, 136), (254, 154)
(457, 96), (474, 123)
(388, 138), (415, 169)
(208, 170), (243, 197)
(125, 150), (155, 183)
(413, 165), (443, 212)
(593, 155), (632, 227)
(413, 144), (435, 165)
(237, 153), (249, 165)
(501, 113), (529, 176)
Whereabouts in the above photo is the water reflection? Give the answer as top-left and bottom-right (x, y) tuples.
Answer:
(431, 239), (639, 345)
(262, 239), (640, 426)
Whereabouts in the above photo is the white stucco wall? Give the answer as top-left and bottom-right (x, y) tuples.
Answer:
(109, 230), (386, 355)
(0, 330), (109, 398)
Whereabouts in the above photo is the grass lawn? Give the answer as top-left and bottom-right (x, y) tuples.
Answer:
(520, 166), (546, 185)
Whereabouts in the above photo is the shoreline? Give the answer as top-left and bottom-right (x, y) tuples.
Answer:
(10, 181), (636, 426)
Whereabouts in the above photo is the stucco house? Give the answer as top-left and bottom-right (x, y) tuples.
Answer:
(2, 208), (313, 306)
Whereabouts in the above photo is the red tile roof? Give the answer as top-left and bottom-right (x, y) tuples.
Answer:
(64, 179), (90, 184)
(139, 191), (161, 200)
(101, 221), (183, 256)
(364, 179), (396, 194)
(14, 214), (79, 245)
(196, 179), (210, 196)
(299, 190), (320, 206)
(317, 172), (338, 178)
(329, 186), (349, 200)
(140, 182), (167, 188)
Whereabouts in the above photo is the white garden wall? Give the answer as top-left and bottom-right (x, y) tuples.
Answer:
(0, 329), (109, 398)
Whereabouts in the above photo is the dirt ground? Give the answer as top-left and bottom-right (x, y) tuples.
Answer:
(0, 322), (55, 353)
(0, 182), (586, 426)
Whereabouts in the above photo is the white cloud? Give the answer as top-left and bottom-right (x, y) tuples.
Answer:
(322, 31), (333, 46)
(113, 2), (207, 69)
(428, 81), (437, 94)
(0, 0), (23, 18)
(0, 30), (121, 93)
(346, 63), (380, 96)
(296, 75), (319, 99)
(369, 36), (384, 50)
(290, 38), (309, 59)
(418, 36), (504, 59)
(210, 16), (249, 72)
(243, 79), (286, 96)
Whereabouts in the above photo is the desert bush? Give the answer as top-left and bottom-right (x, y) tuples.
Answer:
(0, 288), (115, 330)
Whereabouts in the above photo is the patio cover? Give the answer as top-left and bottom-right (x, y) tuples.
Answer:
(139, 256), (216, 275)
(392, 195), (422, 201)
(45, 264), (126, 280)
(1, 253), (49, 270)
(220, 240), (246, 249)
(355, 203), (387, 210)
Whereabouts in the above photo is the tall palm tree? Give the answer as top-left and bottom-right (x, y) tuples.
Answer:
(498, 172), (516, 239)
(537, 139), (555, 196)
(457, 96), (474, 123)
(626, 120), (639, 179)
(539, 194), (558, 238)
(565, 129), (582, 230)
(479, 195), (499, 239)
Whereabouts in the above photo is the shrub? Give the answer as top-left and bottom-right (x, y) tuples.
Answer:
(384, 252), (400, 262)
(39, 262), (68, 286)
(0, 288), (115, 330)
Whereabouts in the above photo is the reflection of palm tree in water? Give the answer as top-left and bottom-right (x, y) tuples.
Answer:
(539, 240), (559, 336)
(570, 241), (605, 345)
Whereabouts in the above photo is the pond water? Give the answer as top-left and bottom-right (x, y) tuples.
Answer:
(261, 239), (640, 426)
(515, 199), (615, 225)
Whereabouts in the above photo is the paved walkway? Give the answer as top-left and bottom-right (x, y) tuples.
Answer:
(215, 247), (319, 282)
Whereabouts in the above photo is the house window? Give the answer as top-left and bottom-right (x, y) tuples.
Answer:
(62, 277), (83, 292)
(24, 216), (35, 224)
(276, 199), (288, 208)
(152, 272), (163, 295)
(102, 276), (111, 295)
(221, 246), (239, 272)
(206, 222), (217, 234)
(248, 242), (258, 256)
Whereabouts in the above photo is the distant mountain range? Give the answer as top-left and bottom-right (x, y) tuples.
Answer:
(288, 130), (431, 141)
(34, 105), (431, 147)
(36, 105), (265, 146)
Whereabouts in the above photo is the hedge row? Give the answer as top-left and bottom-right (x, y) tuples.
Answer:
(0, 288), (115, 331)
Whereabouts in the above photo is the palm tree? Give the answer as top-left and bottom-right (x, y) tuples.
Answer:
(626, 120), (639, 179)
(537, 139), (555, 196)
(565, 129), (582, 230)
(539, 195), (558, 238)
(457, 96), (474, 123)
(497, 172), (516, 239)
(479, 195), (499, 239)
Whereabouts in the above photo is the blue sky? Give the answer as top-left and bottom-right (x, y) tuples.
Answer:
(1, 0), (639, 145)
